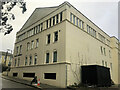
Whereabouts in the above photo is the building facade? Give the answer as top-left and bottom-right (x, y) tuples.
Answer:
(9, 2), (120, 88)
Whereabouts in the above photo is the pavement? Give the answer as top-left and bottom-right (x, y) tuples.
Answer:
(1, 75), (59, 89)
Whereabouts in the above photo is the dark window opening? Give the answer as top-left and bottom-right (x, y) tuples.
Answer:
(56, 14), (59, 24)
(60, 12), (62, 22)
(13, 73), (18, 77)
(23, 73), (35, 78)
(53, 16), (55, 25)
(46, 20), (48, 29)
(46, 53), (49, 63)
(53, 51), (57, 62)
(44, 73), (56, 80)
(54, 31), (58, 42)
(49, 18), (51, 27)
(47, 34), (50, 44)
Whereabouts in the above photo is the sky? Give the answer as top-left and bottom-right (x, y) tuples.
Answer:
(0, 0), (119, 53)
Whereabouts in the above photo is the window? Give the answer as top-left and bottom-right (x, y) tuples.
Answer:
(53, 51), (57, 62)
(27, 42), (30, 51)
(98, 33), (105, 43)
(41, 23), (43, 31)
(46, 53), (49, 63)
(31, 40), (34, 49)
(47, 34), (50, 44)
(60, 12), (62, 22)
(81, 21), (84, 29)
(104, 48), (106, 56)
(36, 39), (39, 48)
(16, 47), (19, 54)
(109, 50), (111, 58)
(25, 56), (27, 65)
(23, 73), (35, 78)
(13, 73), (18, 77)
(34, 55), (37, 65)
(54, 31), (58, 42)
(38, 24), (40, 32)
(46, 20), (49, 29)
(19, 45), (22, 54)
(70, 13), (72, 22)
(44, 73), (56, 80)
(49, 18), (51, 27)
(29, 55), (32, 65)
(73, 15), (75, 24)
(105, 61), (107, 67)
(56, 14), (59, 24)
(53, 16), (55, 25)
(76, 17), (78, 26)
(102, 60), (104, 66)
(15, 59), (17, 66)
(79, 20), (82, 28)
(100, 46), (103, 54)
(18, 58), (20, 66)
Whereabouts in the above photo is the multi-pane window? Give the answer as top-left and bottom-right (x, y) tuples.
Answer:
(18, 58), (20, 66)
(19, 45), (22, 54)
(56, 14), (59, 24)
(31, 40), (34, 49)
(46, 53), (49, 63)
(54, 31), (58, 42)
(81, 21), (84, 29)
(60, 12), (62, 22)
(98, 33), (105, 43)
(16, 47), (19, 54)
(25, 56), (27, 65)
(47, 34), (50, 44)
(87, 25), (96, 37)
(53, 16), (55, 25)
(34, 55), (37, 65)
(53, 51), (57, 62)
(36, 39), (39, 48)
(29, 55), (32, 65)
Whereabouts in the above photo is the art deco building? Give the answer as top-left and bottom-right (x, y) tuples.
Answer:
(9, 2), (120, 87)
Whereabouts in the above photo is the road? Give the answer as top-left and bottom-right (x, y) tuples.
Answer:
(0, 76), (40, 90)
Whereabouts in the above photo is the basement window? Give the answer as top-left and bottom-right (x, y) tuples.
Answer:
(13, 73), (18, 77)
(23, 73), (35, 78)
(44, 73), (56, 80)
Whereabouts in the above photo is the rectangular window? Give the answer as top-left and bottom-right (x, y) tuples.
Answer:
(47, 34), (50, 44)
(34, 55), (37, 65)
(76, 17), (78, 26)
(49, 18), (51, 27)
(60, 12), (62, 22)
(104, 48), (106, 56)
(36, 39), (39, 48)
(41, 23), (43, 31)
(13, 73), (18, 77)
(27, 42), (30, 51)
(23, 73), (35, 78)
(15, 59), (17, 66)
(56, 14), (59, 24)
(31, 40), (34, 49)
(79, 20), (81, 28)
(54, 31), (58, 42)
(53, 51), (57, 62)
(44, 73), (56, 80)
(25, 56), (27, 65)
(46, 20), (49, 29)
(38, 24), (40, 32)
(105, 61), (107, 67)
(16, 47), (19, 54)
(70, 13), (72, 22)
(19, 45), (22, 54)
(82, 21), (84, 29)
(53, 16), (55, 25)
(29, 56), (32, 65)
(73, 15), (75, 24)
(100, 46), (103, 55)
(46, 53), (49, 63)
(18, 58), (20, 66)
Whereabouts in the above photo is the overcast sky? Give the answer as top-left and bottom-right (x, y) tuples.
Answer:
(0, 0), (119, 53)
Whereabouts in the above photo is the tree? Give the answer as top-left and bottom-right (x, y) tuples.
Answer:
(0, 0), (27, 35)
